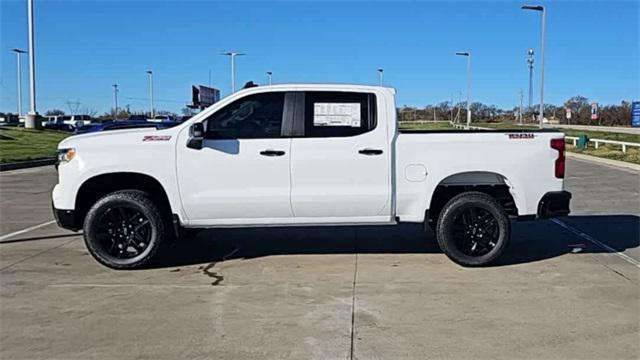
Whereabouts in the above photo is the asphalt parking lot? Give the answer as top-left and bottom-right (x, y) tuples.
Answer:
(1, 158), (638, 360)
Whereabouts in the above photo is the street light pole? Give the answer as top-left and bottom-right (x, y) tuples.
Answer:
(221, 52), (245, 93)
(267, 71), (272, 85)
(522, 5), (546, 128)
(11, 49), (27, 117)
(112, 84), (119, 120)
(456, 52), (471, 128)
(519, 90), (524, 125)
(25, 0), (38, 128)
(146, 70), (154, 118)
(450, 93), (454, 122)
(377, 68), (384, 86)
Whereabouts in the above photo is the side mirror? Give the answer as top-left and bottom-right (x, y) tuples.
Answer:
(187, 123), (205, 150)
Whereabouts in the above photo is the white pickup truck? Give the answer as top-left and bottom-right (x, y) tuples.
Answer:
(52, 84), (571, 269)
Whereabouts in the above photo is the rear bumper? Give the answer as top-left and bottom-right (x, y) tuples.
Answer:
(52, 203), (79, 231)
(537, 191), (571, 218)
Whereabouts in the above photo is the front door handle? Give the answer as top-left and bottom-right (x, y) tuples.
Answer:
(260, 149), (286, 157)
(358, 148), (383, 155)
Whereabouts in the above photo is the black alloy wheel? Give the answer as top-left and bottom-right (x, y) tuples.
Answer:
(83, 191), (167, 269)
(435, 192), (510, 266)
(450, 206), (499, 257)
(95, 206), (152, 260)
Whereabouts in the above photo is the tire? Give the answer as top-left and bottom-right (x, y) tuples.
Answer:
(83, 190), (167, 270)
(435, 191), (510, 267)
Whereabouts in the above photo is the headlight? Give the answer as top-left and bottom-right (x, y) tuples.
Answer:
(56, 148), (76, 164)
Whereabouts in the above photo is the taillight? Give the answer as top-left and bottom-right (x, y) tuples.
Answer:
(550, 138), (565, 179)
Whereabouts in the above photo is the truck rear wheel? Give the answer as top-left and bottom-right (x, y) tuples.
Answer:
(83, 190), (167, 270)
(435, 192), (510, 267)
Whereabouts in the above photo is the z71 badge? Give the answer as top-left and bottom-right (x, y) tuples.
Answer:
(143, 135), (172, 142)
(507, 133), (535, 139)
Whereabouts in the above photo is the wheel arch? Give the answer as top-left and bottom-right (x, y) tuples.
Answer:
(74, 172), (174, 230)
(426, 171), (521, 225)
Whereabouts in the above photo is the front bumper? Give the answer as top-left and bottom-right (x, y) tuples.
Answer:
(537, 191), (571, 218)
(52, 203), (79, 231)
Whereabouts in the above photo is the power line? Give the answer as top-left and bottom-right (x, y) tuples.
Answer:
(122, 96), (184, 104)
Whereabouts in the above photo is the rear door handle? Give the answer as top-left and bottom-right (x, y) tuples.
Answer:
(358, 148), (383, 155)
(260, 149), (286, 157)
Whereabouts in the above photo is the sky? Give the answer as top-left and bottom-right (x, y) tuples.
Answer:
(1, 0), (638, 115)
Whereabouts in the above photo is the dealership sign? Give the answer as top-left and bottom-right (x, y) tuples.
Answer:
(191, 85), (220, 109)
(632, 101), (640, 127)
(590, 103), (598, 120)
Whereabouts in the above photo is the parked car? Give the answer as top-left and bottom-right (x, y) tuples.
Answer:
(149, 114), (176, 123)
(127, 115), (149, 122)
(44, 115), (62, 124)
(52, 84), (571, 269)
(74, 121), (179, 135)
(43, 122), (75, 132)
(59, 115), (93, 128)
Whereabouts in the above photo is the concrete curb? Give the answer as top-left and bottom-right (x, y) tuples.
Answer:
(566, 152), (640, 172)
(0, 158), (56, 172)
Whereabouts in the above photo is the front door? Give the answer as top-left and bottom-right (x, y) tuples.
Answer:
(177, 91), (293, 225)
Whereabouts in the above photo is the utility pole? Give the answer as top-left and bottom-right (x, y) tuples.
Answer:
(65, 100), (80, 115)
(25, 0), (39, 128)
(146, 70), (154, 118)
(266, 71), (273, 85)
(112, 84), (119, 120)
(220, 52), (245, 93)
(456, 52), (471, 128)
(11, 49), (27, 117)
(522, 5), (546, 128)
(377, 68), (384, 86)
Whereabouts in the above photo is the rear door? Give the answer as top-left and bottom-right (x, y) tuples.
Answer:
(289, 91), (392, 222)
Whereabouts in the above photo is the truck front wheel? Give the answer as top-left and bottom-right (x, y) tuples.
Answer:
(435, 192), (510, 267)
(83, 190), (167, 269)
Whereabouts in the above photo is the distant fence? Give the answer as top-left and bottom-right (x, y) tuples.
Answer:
(398, 120), (450, 124)
(565, 136), (640, 153)
(451, 123), (490, 130)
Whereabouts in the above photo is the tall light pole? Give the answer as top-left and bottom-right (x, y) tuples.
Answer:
(450, 93), (454, 122)
(220, 51), (245, 93)
(519, 90), (524, 125)
(25, 0), (39, 128)
(112, 84), (119, 120)
(146, 70), (154, 118)
(526, 48), (534, 109)
(266, 71), (272, 85)
(522, 5), (546, 128)
(11, 49), (27, 117)
(377, 68), (384, 86)
(455, 52), (471, 128)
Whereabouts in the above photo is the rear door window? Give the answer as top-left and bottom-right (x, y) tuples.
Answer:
(302, 92), (377, 138)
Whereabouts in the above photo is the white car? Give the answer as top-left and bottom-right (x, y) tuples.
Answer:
(52, 84), (571, 269)
(149, 115), (175, 123)
(59, 115), (93, 128)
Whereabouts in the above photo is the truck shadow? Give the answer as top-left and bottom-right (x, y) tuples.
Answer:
(158, 215), (639, 268)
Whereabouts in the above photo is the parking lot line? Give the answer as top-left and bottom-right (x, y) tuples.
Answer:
(551, 218), (640, 268)
(0, 220), (56, 242)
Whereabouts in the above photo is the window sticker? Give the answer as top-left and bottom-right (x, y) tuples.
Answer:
(313, 102), (361, 127)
